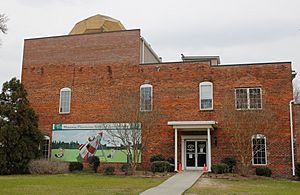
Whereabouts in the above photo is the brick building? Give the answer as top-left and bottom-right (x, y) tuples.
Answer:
(21, 15), (297, 177)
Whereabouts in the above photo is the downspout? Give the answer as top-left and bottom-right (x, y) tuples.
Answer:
(290, 100), (295, 176)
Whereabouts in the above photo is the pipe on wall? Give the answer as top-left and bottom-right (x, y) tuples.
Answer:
(290, 100), (295, 176)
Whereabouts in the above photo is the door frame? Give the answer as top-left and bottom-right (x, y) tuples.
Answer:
(181, 135), (208, 171)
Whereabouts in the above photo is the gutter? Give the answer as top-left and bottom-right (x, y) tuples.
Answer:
(290, 100), (295, 176)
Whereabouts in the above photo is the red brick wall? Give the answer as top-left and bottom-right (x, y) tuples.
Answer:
(294, 104), (300, 164)
(21, 30), (294, 177)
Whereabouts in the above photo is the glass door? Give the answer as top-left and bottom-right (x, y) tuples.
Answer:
(186, 141), (196, 168)
(185, 140), (207, 169)
(197, 141), (207, 167)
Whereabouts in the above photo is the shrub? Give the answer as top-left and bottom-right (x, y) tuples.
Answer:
(221, 156), (236, 173)
(88, 156), (100, 173)
(150, 154), (165, 162)
(296, 163), (300, 180)
(121, 164), (132, 175)
(211, 163), (229, 174)
(167, 157), (175, 172)
(69, 162), (83, 172)
(151, 161), (171, 173)
(28, 159), (69, 174)
(104, 166), (115, 175)
(167, 157), (175, 164)
(256, 167), (272, 177)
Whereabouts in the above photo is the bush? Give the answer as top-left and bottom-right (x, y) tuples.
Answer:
(121, 164), (132, 175)
(104, 166), (115, 175)
(221, 156), (236, 173)
(296, 163), (300, 180)
(167, 157), (175, 172)
(88, 156), (100, 173)
(150, 154), (165, 163)
(151, 161), (171, 173)
(211, 163), (229, 174)
(69, 162), (83, 172)
(28, 159), (69, 174)
(256, 167), (272, 177)
(167, 157), (175, 164)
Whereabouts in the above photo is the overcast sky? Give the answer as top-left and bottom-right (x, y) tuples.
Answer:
(1, 0), (300, 86)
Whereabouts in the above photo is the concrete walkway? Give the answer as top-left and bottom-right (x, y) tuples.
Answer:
(140, 171), (202, 195)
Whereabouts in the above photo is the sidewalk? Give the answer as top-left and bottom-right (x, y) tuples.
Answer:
(140, 171), (202, 195)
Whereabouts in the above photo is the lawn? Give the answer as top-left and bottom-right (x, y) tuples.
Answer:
(0, 173), (166, 195)
(186, 177), (300, 195)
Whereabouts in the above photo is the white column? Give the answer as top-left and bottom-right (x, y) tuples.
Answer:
(175, 128), (178, 172)
(207, 128), (211, 172)
(181, 138), (185, 170)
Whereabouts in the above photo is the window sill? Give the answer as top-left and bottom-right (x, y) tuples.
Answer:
(252, 164), (267, 166)
(59, 112), (70, 115)
(199, 109), (214, 112)
(236, 108), (262, 111)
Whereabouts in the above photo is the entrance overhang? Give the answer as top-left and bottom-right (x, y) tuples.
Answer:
(168, 121), (217, 172)
(168, 121), (217, 130)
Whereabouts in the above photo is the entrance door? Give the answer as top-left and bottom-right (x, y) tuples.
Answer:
(185, 140), (207, 169)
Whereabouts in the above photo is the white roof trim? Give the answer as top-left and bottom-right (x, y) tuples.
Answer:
(168, 121), (217, 130)
(168, 121), (216, 125)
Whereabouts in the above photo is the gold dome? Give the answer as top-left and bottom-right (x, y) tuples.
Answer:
(69, 14), (126, 35)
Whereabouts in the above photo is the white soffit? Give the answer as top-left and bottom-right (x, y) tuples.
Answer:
(167, 121), (217, 130)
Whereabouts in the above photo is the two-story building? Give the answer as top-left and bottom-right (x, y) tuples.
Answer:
(21, 15), (297, 177)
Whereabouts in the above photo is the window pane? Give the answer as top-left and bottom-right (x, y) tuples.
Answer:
(60, 90), (71, 113)
(252, 136), (266, 165)
(236, 89), (248, 109)
(201, 85), (211, 99)
(140, 86), (152, 111)
(43, 139), (49, 159)
(200, 84), (212, 109)
(250, 88), (262, 109)
(201, 99), (212, 109)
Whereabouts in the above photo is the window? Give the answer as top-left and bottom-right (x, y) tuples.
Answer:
(140, 84), (153, 111)
(43, 136), (50, 159)
(235, 88), (262, 110)
(59, 87), (71, 113)
(252, 134), (267, 165)
(200, 82), (213, 110)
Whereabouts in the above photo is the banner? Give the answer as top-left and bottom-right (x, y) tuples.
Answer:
(51, 123), (141, 163)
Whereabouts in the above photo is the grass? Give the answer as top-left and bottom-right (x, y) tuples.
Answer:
(0, 173), (166, 195)
(186, 177), (300, 195)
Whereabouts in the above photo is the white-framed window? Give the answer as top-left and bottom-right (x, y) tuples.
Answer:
(252, 134), (267, 165)
(200, 81), (213, 110)
(43, 136), (50, 159)
(140, 84), (153, 112)
(59, 87), (71, 114)
(235, 88), (262, 110)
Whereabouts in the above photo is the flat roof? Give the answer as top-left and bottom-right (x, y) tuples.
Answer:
(141, 60), (292, 67)
(168, 121), (217, 130)
(24, 29), (141, 41)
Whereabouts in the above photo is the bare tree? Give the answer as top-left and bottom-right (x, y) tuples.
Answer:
(221, 91), (278, 175)
(110, 90), (161, 173)
(293, 81), (300, 103)
(0, 14), (8, 34)
(0, 14), (8, 46)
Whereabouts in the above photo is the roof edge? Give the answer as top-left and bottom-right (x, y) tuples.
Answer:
(24, 29), (141, 41)
(140, 61), (292, 67)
